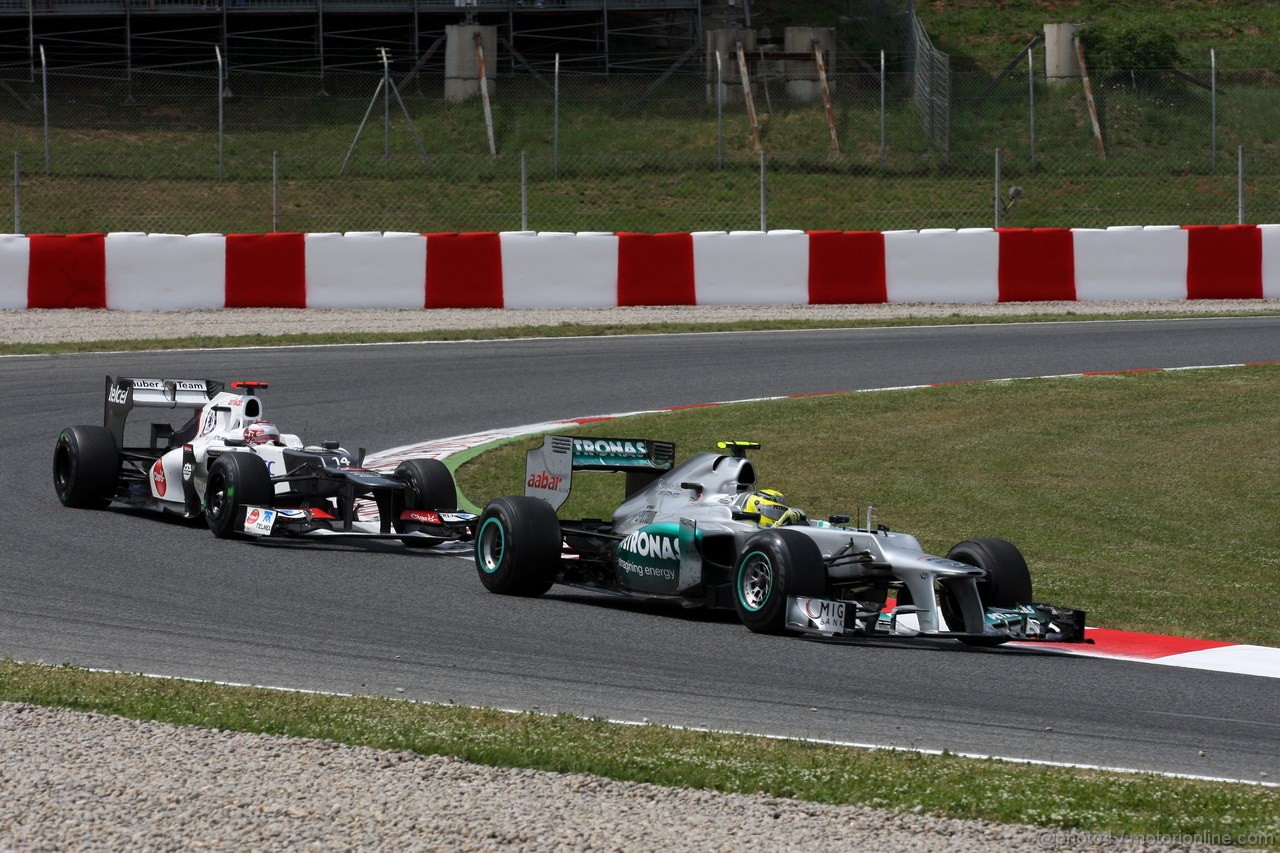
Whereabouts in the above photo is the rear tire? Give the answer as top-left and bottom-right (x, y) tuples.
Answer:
(204, 453), (274, 539)
(395, 458), (458, 548)
(52, 425), (119, 509)
(733, 528), (827, 634)
(946, 538), (1033, 647)
(474, 496), (561, 596)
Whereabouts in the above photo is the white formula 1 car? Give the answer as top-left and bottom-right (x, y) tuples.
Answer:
(475, 436), (1086, 644)
(53, 376), (474, 545)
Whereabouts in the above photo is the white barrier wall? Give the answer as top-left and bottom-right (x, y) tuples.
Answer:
(884, 228), (1001, 303)
(8, 226), (1280, 310)
(1073, 226), (1190, 302)
(303, 232), (428, 309)
(499, 231), (620, 308)
(0, 234), (29, 310)
(691, 230), (810, 305)
(1261, 225), (1280, 300)
(105, 233), (227, 310)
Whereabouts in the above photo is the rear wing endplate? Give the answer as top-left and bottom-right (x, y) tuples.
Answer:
(524, 434), (675, 511)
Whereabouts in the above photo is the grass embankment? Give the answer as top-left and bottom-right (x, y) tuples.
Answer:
(6, 1), (1280, 232)
(1, 660), (1276, 844)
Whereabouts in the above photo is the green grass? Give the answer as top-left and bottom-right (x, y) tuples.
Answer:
(8, 2), (1280, 233)
(904, 0), (1280, 71)
(456, 365), (1280, 647)
(1, 661), (1276, 845)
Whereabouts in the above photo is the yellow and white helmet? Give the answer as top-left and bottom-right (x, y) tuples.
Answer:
(743, 489), (805, 527)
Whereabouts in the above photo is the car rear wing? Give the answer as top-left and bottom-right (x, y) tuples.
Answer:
(103, 375), (224, 448)
(524, 434), (676, 511)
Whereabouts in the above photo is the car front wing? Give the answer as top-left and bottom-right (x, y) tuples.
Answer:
(785, 596), (1088, 643)
(238, 505), (477, 543)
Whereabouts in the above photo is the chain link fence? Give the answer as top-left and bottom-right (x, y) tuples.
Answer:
(5, 48), (1280, 233)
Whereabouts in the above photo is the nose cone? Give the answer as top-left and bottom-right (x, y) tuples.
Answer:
(894, 552), (986, 578)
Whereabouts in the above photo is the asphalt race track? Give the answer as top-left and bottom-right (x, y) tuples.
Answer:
(4, 317), (1279, 783)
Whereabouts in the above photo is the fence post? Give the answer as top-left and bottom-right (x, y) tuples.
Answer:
(216, 46), (225, 181)
(1028, 46), (1036, 172)
(716, 50), (724, 170)
(759, 149), (767, 231)
(1211, 49), (1217, 170)
(40, 44), (49, 175)
(521, 150), (528, 232)
(553, 53), (560, 179)
(1238, 145), (1245, 225)
(272, 151), (280, 233)
(381, 47), (391, 169)
(12, 152), (19, 234)
(879, 49), (886, 166)
(994, 147), (1002, 228)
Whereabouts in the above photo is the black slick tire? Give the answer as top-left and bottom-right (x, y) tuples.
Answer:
(946, 538), (1033, 647)
(733, 528), (827, 634)
(395, 458), (458, 547)
(474, 496), (561, 596)
(53, 425), (120, 509)
(946, 538), (1032, 607)
(204, 453), (274, 539)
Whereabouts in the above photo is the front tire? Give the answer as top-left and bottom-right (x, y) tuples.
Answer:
(204, 453), (274, 539)
(946, 538), (1032, 607)
(53, 425), (119, 509)
(395, 458), (458, 547)
(733, 528), (827, 634)
(946, 538), (1033, 647)
(474, 496), (561, 596)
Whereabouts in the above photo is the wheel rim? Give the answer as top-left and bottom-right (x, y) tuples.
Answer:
(53, 442), (73, 498)
(403, 471), (424, 511)
(477, 517), (505, 574)
(207, 473), (230, 521)
(737, 551), (774, 612)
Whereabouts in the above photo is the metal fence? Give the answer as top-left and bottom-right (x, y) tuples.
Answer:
(905, 0), (949, 157)
(5, 50), (1280, 234)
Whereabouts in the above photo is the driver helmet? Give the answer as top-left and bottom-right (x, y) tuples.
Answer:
(243, 421), (281, 446)
(743, 488), (800, 528)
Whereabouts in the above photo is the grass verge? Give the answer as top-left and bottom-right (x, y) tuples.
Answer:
(1, 660), (1276, 845)
(5, 308), (1280, 356)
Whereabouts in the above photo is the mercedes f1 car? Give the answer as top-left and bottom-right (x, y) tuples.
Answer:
(474, 436), (1086, 644)
(53, 376), (475, 545)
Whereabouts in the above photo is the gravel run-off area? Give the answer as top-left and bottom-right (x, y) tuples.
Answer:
(3, 299), (1279, 344)
(4, 302), (1274, 851)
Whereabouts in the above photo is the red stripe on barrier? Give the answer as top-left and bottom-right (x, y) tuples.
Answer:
(27, 233), (106, 309)
(997, 228), (1075, 302)
(617, 232), (695, 306)
(225, 233), (306, 308)
(1185, 224), (1262, 299)
(806, 230), (887, 304)
(426, 232), (504, 308)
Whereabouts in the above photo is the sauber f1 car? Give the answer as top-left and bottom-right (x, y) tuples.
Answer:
(474, 436), (1086, 644)
(53, 376), (475, 545)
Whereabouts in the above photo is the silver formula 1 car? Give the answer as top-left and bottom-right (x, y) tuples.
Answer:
(474, 436), (1085, 644)
(53, 376), (475, 545)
